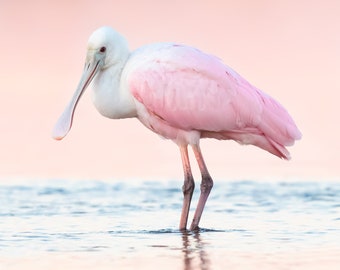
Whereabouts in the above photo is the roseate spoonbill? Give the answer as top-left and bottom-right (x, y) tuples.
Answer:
(53, 26), (301, 231)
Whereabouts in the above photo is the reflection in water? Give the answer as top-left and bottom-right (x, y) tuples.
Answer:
(182, 231), (210, 270)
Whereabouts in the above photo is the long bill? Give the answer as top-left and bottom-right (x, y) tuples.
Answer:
(52, 59), (101, 140)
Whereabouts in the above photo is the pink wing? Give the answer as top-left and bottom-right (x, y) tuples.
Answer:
(127, 44), (301, 159)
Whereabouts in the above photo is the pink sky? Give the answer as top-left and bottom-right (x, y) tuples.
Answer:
(0, 0), (339, 181)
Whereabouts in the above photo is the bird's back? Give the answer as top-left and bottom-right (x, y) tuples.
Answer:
(124, 43), (301, 159)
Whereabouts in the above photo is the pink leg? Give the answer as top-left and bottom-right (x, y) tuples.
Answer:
(179, 145), (195, 231)
(190, 144), (213, 231)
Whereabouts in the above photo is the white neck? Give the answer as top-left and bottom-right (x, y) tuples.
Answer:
(90, 60), (137, 119)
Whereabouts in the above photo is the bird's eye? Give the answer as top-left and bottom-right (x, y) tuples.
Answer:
(99, 47), (106, 53)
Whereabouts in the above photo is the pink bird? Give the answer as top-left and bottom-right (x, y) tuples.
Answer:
(53, 26), (301, 231)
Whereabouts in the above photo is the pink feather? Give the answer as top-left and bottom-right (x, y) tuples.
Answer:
(127, 43), (301, 159)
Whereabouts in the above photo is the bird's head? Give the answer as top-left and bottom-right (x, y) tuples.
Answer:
(52, 26), (129, 140)
(86, 26), (129, 69)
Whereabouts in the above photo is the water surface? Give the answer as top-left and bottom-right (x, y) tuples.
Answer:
(0, 180), (339, 269)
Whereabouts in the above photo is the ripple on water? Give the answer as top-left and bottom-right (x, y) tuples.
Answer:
(0, 180), (339, 255)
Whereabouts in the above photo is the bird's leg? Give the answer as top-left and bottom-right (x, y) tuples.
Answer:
(190, 144), (214, 231)
(179, 145), (195, 231)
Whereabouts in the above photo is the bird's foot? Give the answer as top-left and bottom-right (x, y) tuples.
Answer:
(190, 224), (200, 232)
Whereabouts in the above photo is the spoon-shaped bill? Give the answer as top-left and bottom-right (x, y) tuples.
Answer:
(52, 60), (101, 140)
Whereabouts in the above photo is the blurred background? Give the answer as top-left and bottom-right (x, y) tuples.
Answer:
(0, 0), (339, 182)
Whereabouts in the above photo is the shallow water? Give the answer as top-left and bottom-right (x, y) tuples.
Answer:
(0, 180), (339, 269)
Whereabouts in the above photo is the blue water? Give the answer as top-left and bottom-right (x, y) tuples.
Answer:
(0, 180), (340, 268)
